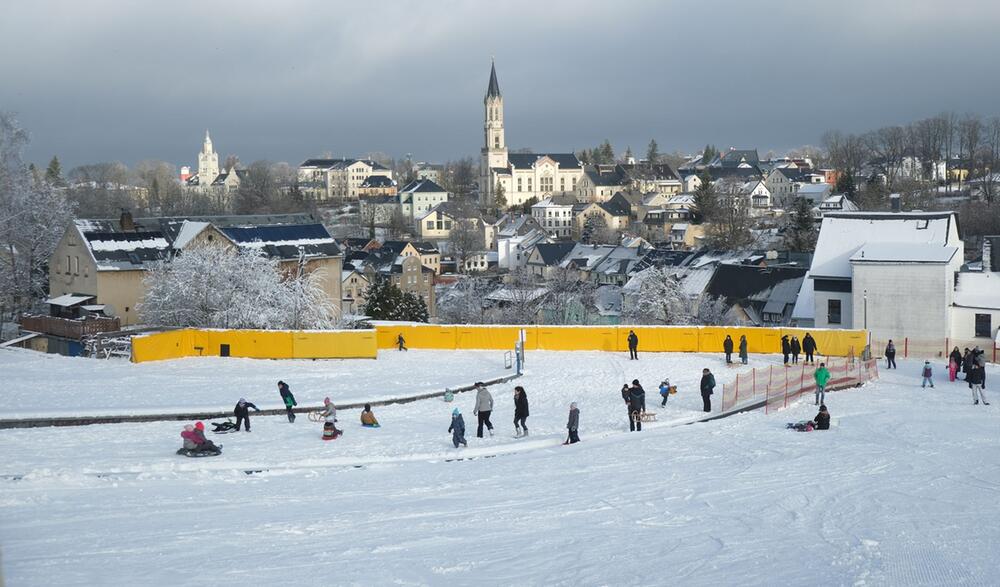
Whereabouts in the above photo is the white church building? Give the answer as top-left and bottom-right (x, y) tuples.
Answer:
(478, 61), (584, 209)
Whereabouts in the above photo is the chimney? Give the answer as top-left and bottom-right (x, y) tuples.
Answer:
(889, 194), (901, 212)
(119, 208), (135, 231)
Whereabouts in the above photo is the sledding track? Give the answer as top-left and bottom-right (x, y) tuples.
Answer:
(0, 372), (522, 429)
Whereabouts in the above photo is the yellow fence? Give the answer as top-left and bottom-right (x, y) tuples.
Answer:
(132, 324), (866, 363)
(373, 324), (867, 357)
(131, 329), (378, 363)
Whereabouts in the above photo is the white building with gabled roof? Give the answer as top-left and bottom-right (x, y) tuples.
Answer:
(803, 211), (964, 355)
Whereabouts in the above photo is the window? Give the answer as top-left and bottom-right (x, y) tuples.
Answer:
(517, 178), (522, 192)
(827, 299), (842, 325)
(73, 256), (79, 275)
(65, 255), (71, 274)
(975, 313), (992, 338)
(541, 176), (553, 192)
(494, 136), (500, 148)
(426, 220), (434, 230)
(560, 177), (565, 191)
(527, 178), (533, 192)
(436, 220), (443, 230)
(444, 220), (452, 230)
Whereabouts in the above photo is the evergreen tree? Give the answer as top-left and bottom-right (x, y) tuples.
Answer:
(577, 149), (591, 165)
(45, 156), (63, 186)
(362, 278), (429, 322)
(494, 180), (507, 211)
(702, 144), (718, 164)
(646, 139), (659, 166)
(598, 140), (615, 165)
(692, 170), (718, 224)
(784, 196), (818, 252)
(624, 145), (633, 162)
(835, 172), (857, 200)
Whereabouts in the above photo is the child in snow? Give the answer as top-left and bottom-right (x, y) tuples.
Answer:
(949, 346), (962, 382)
(659, 379), (671, 407)
(566, 402), (580, 444)
(360, 404), (380, 428)
(812, 405), (831, 430)
(513, 386), (529, 437)
(921, 361), (935, 388)
(233, 398), (260, 432)
(180, 424), (198, 450)
(277, 381), (297, 423)
(449, 408), (468, 448)
(321, 397), (341, 439)
(814, 362), (831, 406)
(968, 365), (989, 405)
(191, 421), (220, 452)
(397, 334), (407, 351)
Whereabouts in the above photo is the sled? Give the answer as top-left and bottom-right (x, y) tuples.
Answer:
(639, 412), (657, 422)
(361, 423), (381, 428)
(176, 447), (222, 458)
(307, 411), (325, 422)
(211, 420), (239, 434)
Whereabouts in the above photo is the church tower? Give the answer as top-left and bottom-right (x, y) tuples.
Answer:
(197, 130), (220, 188)
(480, 60), (508, 204)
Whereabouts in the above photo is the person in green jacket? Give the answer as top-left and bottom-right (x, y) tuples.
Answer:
(814, 363), (831, 405)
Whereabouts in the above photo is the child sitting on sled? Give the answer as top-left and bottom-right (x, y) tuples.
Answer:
(360, 404), (381, 428)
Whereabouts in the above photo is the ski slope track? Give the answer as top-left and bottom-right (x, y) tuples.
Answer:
(1, 348), (998, 586)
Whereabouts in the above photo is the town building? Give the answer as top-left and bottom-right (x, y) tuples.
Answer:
(298, 158), (393, 201)
(478, 61), (585, 208)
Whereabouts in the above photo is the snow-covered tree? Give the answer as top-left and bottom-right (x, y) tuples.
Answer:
(437, 277), (496, 324)
(139, 245), (337, 329)
(0, 113), (75, 333)
(622, 266), (691, 325)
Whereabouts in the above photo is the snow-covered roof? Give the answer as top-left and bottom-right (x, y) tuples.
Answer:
(170, 221), (211, 250)
(810, 212), (958, 279)
(850, 244), (958, 264)
(45, 294), (95, 307)
(953, 271), (1000, 309)
(87, 236), (170, 252)
(791, 272), (815, 321)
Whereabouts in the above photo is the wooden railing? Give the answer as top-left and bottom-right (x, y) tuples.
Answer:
(19, 315), (121, 340)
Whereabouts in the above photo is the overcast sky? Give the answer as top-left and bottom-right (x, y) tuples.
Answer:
(3, 0), (1000, 170)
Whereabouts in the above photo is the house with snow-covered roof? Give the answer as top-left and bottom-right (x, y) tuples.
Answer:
(802, 211), (963, 353)
(48, 211), (343, 328)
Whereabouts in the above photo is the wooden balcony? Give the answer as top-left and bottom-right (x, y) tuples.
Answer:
(19, 315), (121, 340)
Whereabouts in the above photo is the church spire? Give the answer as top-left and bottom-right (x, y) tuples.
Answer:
(486, 59), (501, 99)
(203, 129), (213, 154)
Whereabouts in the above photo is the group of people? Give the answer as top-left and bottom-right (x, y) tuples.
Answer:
(448, 383), (580, 447)
(723, 335), (748, 365)
(179, 381), (383, 453)
(781, 333), (819, 365)
(947, 346), (990, 405)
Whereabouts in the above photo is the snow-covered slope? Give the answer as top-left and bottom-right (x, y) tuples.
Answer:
(1, 350), (998, 586)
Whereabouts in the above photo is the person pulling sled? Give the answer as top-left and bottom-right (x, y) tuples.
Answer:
(277, 381), (297, 422)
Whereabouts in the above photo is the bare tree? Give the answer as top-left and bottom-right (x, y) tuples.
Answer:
(865, 126), (908, 189)
(581, 213), (614, 244)
(705, 196), (753, 250)
(958, 114), (982, 191)
(449, 217), (483, 273)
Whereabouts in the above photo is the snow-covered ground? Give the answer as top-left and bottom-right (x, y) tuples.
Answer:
(1, 349), (998, 586)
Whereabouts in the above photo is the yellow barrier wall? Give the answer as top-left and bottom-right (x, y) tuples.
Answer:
(372, 324), (867, 356)
(132, 329), (377, 362)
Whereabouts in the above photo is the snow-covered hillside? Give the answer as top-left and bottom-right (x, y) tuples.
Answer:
(1, 349), (998, 586)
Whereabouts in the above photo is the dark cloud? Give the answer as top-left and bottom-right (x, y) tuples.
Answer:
(2, 0), (999, 169)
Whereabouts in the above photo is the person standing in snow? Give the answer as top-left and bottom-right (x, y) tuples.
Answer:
(513, 386), (529, 437)
(739, 335), (748, 365)
(723, 335), (734, 364)
(949, 347), (962, 382)
(968, 364), (989, 405)
(884, 340), (897, 369)
(565, 402), (580, 444)
(921, 361), (935, 388)
(962, 348), (973, 379)
(449, 408), (468, 448)
(233, 398), (260, 432)
(700, 368), (716, 413)
(802, 333), (817, 365)
(628, 379), (646, 432)
(790, 336), (801, 364)
(781, 335), (791, 365)
(473, 382), (494, 438)
(627, 330), (639, 360)
(397, 334), (407, 351)
(277, 381), (297, 423)
(814, 362), (831, 405)
(659, 379), (671, 407)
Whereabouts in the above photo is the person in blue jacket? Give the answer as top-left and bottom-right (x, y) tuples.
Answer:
(449, 408), (468, 448)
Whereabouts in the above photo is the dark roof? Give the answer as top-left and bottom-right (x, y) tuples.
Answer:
(532, 242), (576, 266)
(211, 169), (247, 186)
(584, 164), (629, 187)
(717, 149), (760, 168)
(705, 166), (763, 181)
(633, 248), (696, 273)
(705, 264), (807, 302)
(299, 158), (389, 171)
(360, 175), (396, 188)
(410, 241), (440, 254)
(486, 61), (501, 98)
(401, 178), (447, 193)
(218, 224), (341, 260)
(507, 153), (582, 170)
(599, 193), (632, 217)
(620, 163), (681, 182)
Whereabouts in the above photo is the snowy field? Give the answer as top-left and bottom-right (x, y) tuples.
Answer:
(1, 349), (999, 586)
